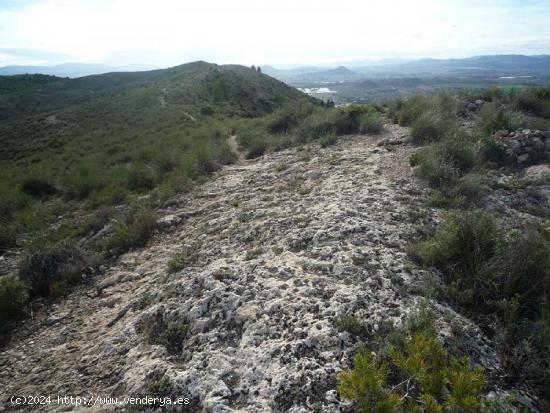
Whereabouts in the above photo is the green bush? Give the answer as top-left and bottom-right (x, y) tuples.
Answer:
(448, 173), (487, 208)
(410, 135), (476, 189)
(19, 244), (86, 296)
(267, 101), (314, 134)
(200, 105), (215, 116)
(167, 254), (187, 273)
(334, 314), (368, 339)
(513, 88), (550, 119)
(20, 178), (57, 199)
(415, 213), (499, 279)
(126, 167), (158, 192)
(296, 109), (337, 140)
(319, 133), (338, 148)
(85, 184), (128, 208)
(492, 229), (550, 320)
(359, 110), (384, 134)
(338, 351), (401, 412)
(237, 129), (272, 159)
(107, 206), (156, 252)
(479, 135), (510, 166)
(397, 95), (431, 127)
(139, 311), (188, 355)
(478, 102), (525, 135)
(0, 220), (18, 251)
(414, 215), (550, 399)
(387, 99), (403, 124)
(410, 147), (459, 188)
(411, 111), (459, 143)
(338, 331), (488, 412)
(0, 276), (28, 325)
(296, 106), (370, 141)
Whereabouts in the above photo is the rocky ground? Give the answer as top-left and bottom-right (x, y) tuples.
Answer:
(0, 124), (519, 412)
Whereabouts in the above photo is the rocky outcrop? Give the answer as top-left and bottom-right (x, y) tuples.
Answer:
(493, 129), (550, 165)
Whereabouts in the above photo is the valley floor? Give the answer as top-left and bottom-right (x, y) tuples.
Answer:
(0, 125), (503, 412)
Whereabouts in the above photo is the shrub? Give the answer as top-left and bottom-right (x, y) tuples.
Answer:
(167, 253), (187, 273)
(358, 111), (384, 134)
(334, 314), (368, 339)
(332, 107), (362, 135)
(492, 229), (550, 320)
(296, 110), (337, 140)
(449, 173), (487, 208)
(156, 319), (188, 355)
(85, 184), (128, 208)
(296, 106), (372, 142)
(415, 213), (499, 279)
(237, 129), (273, 159)
(0, 220), (18, 251)
(138, 311), (188, 355)
(415, 215), (550, 399)
(319, 133), (338, 148)
(244, 248), (263, 260)
(410, 147), (460, 188)
(397, 95), (431, 127)
(107, 206), (156, 252)
(514, 88), (550, 119)
(126, 167), (158, 192)
(0, 276), (29, 324)
(338, 331), (488, 412)
(479, 135), (509, 166)
(478, 102), (525, 135)
(245, 141), (267, 159)
(387, 99), (403, 124)
(200, 105), (215, 116)
(267, 104), (311, 134)
(20, 178), (57, 199)
(411, 111), (458, 143)
(338, 351), (401, 412)
(410, 135), (475, 188)
(19, 244), (86, 296)
(440, 134), (476, 173)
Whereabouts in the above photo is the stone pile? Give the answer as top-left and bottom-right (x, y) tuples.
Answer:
(493, 129), (550, 165)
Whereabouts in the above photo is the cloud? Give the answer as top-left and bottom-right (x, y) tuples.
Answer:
(0, 0), (549, 66)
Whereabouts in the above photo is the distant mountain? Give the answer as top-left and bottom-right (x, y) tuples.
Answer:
(264, 65), (359, 82)
(355, 55), (550, 75)
(264, 55), (550, 82)
(294, 66), (359, 82)
(261, 65), (325, 79)
(315, 66), (356, 76)
(0, 62), (158, 78)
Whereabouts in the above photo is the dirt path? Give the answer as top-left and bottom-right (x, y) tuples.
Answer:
(227, 135), (245, 163)
(0, 125), (498, 412)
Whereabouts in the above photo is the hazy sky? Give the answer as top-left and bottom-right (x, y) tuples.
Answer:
(1, 0), (550, 67)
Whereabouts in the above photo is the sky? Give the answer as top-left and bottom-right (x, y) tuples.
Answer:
(1, 0), (550, 68)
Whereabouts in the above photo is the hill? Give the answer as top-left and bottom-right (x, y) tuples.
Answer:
(355, 54), (550, 75)
(0, 62), (157, 78)
(0, 61), (309, 121)
(263, 65), (359, 82)
(0, 61), (316, 268)
(295, 66), (357, 81)
(264, 55), (550, 83)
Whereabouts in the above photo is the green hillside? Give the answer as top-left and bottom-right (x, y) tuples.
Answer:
(0, 59), (384, 338)
(0, 61), (307, 121)
(0, 61), (314, 257)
